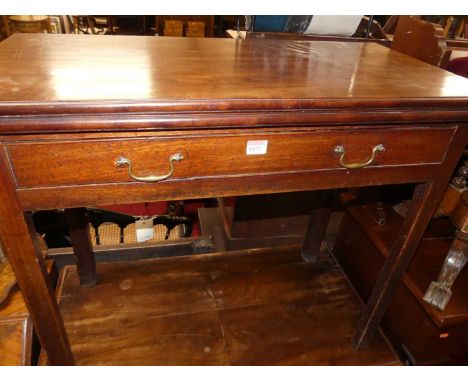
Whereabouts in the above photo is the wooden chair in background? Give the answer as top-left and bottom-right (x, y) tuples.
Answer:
(386, 16), (468, 78)
(391, 15), (451, 68)
(71, 16), (111, 34)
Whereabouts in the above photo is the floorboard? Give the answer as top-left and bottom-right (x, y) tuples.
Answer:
(55, 245), (401, 365)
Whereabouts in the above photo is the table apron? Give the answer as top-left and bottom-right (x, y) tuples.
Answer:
(17, 163), (442, 211)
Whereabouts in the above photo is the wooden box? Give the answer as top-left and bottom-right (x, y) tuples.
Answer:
(0, 260), (57, 365)
(164, 20), (183, 37)
(0, 315), (33, 365)
(187, 21), (205, 37)
(334, 204), (468, 365)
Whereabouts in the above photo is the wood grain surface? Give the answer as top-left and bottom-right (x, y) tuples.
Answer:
(0, 33), (467, 365)
(0, 34), (467, 104)
(53, 245), (400, 365)
(0, 316), (32, 366)
(6, 127), (454, 188)
(0, 34), (468, 135)
(334, 205), (468, 364)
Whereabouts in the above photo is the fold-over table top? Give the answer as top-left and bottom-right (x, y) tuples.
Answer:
(1, 34), (468, 103)
(0, 34), (467, 133)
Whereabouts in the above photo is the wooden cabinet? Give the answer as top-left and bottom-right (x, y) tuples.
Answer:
(334, 204), (468, 364)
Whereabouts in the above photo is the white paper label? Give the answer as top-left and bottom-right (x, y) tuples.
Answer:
(246, 140), (268, 155)
(135, 219), (154, 242)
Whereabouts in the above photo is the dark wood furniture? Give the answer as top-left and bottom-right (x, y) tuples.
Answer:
(243, 30), (391, 47)
(243, 18), (468, 70)
(48, 245), (400, 365)
(0, 16), (12, 40)
(334, 203), (468, 365)
(0, 34), (467, 365)
(391, 16), (452, 68)
(198, 192), (333, 254)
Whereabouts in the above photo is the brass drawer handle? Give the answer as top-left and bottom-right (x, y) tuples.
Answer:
(115, 153), (184, 182)
(334, 144), (385, 169)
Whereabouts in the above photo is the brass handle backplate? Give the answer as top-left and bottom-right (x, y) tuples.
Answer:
(115, 152), (184, 182)
(334, 144), (385, 169)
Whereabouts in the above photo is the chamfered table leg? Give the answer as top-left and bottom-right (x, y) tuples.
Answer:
(301, 190), (333, 262)
(0, 148), (74, 365)
(352, 128), (467, 350)
(64, 208), (97, 287)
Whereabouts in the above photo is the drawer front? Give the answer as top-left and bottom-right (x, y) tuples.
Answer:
(7, 127), (455, 188)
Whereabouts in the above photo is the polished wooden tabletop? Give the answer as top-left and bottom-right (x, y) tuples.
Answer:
(0, 34), (468, 111)
(1, 32), (468, 367)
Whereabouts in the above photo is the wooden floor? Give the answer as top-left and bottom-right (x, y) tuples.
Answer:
(55, 245), (401, 365)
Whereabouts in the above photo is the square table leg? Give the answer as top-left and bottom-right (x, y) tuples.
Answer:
(64, 208), (97, 287)
(352, 128), (467, 349)
(301, 190), (333, 262)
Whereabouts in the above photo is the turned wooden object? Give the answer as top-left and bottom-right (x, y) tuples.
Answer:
(423, 190), (468, 310)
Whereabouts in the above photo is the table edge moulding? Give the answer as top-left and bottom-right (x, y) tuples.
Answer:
(0, 34), (467, 365)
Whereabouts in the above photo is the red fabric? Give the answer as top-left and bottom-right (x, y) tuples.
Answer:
(447, 57), (468, 79)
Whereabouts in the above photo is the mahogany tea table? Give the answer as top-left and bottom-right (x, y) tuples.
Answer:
(0, 34), (467, 365)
